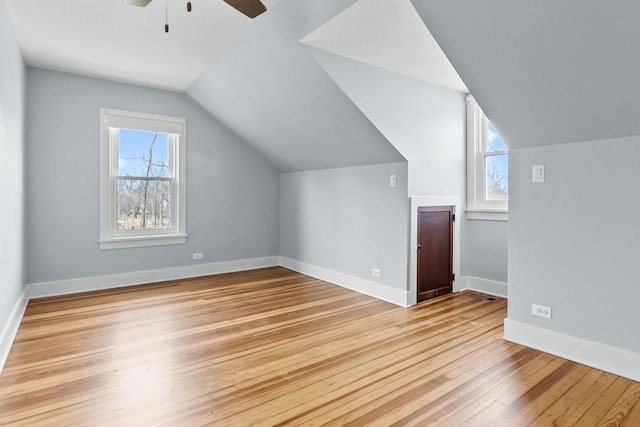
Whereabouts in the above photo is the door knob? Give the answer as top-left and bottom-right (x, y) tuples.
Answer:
(417, 243), (422, 250)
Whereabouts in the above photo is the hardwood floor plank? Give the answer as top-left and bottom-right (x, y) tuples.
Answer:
(0, 267), (638, 426)
(621, 394), (640, 426)
(535, 370), (616, 426)
(574, 376), (636, 426)
(595, 382), (640, 426)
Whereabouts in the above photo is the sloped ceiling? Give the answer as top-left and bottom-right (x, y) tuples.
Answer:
(300, 0), (466, 92)
(185, 0), (406, 172)
(8, 0), (468, 173)
(411, 0), (640, 149)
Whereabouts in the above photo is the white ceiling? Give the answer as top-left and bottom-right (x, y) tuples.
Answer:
(6, 0), (464, 93)
(301, 0), (466, 92)
(6, 0), (281, 91)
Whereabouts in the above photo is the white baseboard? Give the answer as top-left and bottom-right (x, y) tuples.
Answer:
(26, 256), (280, 299)
(0, 289), (28, 375)
(280, 257), (409, 307)
(504, 318), (640, 382)
(459, 276), (508, 298)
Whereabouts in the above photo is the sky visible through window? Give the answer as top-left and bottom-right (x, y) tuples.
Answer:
(487, 121), (508, 200)
(118, 129), (169, 177)
(488, 122), (507, 152)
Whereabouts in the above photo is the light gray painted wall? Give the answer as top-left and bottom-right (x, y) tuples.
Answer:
(509, 136), (640, 353)
(25, 68), (280, 284)
(0, 0), (26, 333)
(280, 162), (409, 290)
(466, 220), (508, 283)
(305, 47), (465, 197)
(304, 47), (508, 282)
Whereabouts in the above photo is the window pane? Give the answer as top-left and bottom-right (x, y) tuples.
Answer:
(118, 129), (169, 177)
(487, 121), (507, 152)
(486, 154), (508, 202)
(117, 179), (171, 230)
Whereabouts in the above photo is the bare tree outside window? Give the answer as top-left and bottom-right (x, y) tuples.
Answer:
(486, 154), (508, 202)
(100, 108), (186, 250)
(116, 129), (171, 231)
(484, 122), (508, 202)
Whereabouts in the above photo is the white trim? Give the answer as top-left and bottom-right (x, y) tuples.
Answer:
(99, 234), (187, 250)
(26, 257), (280, 299)
(0, 289), (28, 375)
(103, 108), (184, 134)
(504, 318), (640, 382)
(458, 276), (508, 298)
(465, 210), (508, 221)
(466, 95), (508, 213)
(280, 257), (409, 307)
(408, 196), (462, 307)
(99, 108), (187, 250)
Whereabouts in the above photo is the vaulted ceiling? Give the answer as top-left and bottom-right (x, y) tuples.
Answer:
(7, 0), (466, 172)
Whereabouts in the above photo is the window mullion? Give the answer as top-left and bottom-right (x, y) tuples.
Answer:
(116, 176), (172, 181)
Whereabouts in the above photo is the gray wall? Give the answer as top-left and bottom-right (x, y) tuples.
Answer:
(466, 220), (508, 283)
(25, 68), (280, 284)
(305, 46), (508, 282)
(0, 0), (26, 333)
(280, 162), (409, 290)
(509, 136), (640, 353)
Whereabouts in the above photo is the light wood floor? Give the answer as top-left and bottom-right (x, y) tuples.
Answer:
(1, 267), (639, 426)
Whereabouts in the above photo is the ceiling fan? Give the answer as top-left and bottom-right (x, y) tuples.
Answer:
(123, 0), (267, 32)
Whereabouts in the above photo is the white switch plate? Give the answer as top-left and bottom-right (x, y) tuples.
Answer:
(532, 165), (545, 183)
(389, 174), (397, 188)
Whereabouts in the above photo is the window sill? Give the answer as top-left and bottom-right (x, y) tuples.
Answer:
(99, 233), (188, 250)
(466, 209), (508, 221)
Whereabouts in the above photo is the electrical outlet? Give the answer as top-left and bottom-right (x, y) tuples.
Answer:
(389, 174), (397, 188)
(193, 252), (203, 260)
(532, 304), (552, 319)
(372, 268), (381, 277)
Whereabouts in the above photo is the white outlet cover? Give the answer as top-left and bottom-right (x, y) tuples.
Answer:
(532, 303), (552, 319)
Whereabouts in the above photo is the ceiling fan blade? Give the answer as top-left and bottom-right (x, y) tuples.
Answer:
(123, 0), (153, 7)
(223, 0), (267, 18)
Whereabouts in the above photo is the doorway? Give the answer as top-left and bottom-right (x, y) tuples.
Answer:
(417, 206), (454, 302)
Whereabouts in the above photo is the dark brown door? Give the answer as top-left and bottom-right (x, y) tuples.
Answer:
(417, 206), (453, 302)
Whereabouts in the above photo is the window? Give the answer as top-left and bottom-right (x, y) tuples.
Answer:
(466, 95), (508, 220)
(100, 108), (187, 249)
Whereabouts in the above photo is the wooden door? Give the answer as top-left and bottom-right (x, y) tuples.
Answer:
(417, 206), (453, 302)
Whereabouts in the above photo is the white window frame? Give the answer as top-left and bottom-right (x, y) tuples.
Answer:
(466, 95), (508, 221)
(99, 108), (187, 249)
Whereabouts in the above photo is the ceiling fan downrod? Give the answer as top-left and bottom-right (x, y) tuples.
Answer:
(187, 2), (192, 12)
